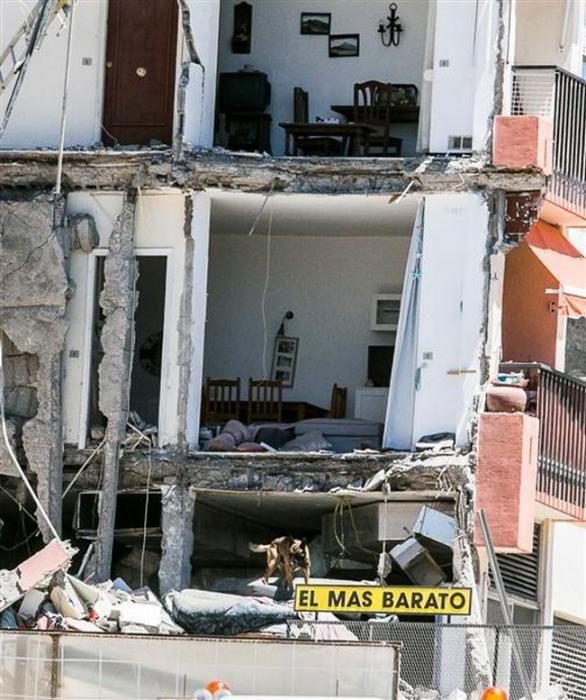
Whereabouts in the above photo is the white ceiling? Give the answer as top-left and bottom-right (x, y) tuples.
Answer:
(209, 190), (420, 237)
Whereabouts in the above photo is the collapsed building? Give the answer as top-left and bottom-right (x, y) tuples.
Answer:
(0, 0), (586, 697)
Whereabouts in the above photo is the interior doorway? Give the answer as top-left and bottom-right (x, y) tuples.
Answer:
(102, 0), (179, 145)
(130, 256), (168, 426)
(86, 255), (168, 441)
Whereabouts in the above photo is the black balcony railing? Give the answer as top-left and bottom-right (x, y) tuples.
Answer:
(511, 66), (586, 218)
(500, 362), (586, 518)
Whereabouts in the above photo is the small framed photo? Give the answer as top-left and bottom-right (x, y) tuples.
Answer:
(300, 12), (331, 35)
(272, 336), (299, 388)
(329, 33), (360, 58)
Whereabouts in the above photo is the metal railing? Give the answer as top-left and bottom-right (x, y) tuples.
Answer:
(287, 621), (586, 700)
(511, 66), (586, 217)
(500, 362), (586, 518)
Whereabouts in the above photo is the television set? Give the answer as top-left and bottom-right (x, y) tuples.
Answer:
(218, 71), (271, 113)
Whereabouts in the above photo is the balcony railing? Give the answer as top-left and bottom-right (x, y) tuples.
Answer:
(511, 66), (586, 218)
(500, 362), (586, 519)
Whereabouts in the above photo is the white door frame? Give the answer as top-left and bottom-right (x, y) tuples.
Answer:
(77, 247), (174, 448)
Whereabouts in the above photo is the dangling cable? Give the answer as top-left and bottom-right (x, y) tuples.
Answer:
(260, 204), (274, 379)
(54, 0), (76, 196)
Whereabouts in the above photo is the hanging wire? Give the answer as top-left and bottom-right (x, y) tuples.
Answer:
(260, 204), (274, 379)
(54, 0), (76, 195)
(0, 334), (61, 541)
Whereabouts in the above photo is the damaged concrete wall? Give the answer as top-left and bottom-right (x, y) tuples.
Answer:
(0, 195), (69, 540)
(94, 195), (138, 581)
(159, 480), (195, 595)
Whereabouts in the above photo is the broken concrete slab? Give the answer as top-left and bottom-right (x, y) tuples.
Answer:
(0, 150), (547, 195)
(0, 539), (75, 612)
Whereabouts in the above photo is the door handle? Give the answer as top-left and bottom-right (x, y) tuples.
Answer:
(136, 66), (147, 78)
(106, 60), (112, 68)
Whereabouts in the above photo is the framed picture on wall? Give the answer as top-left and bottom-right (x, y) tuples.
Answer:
(329, 34), (360, 58)
(271, 336), (299, 388)
(300, 12), (331, 35)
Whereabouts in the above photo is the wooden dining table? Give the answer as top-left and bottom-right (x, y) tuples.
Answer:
(279, 121), (377, 156)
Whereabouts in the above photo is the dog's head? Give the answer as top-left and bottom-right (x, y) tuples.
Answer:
(290, 538), (309, 563)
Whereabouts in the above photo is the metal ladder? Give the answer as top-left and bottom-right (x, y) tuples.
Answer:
(0, 0), (71, 136)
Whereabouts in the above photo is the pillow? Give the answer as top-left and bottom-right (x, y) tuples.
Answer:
(279, 431), (333, 453)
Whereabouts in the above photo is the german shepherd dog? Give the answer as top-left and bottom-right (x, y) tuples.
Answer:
(249, 536), (311, 588)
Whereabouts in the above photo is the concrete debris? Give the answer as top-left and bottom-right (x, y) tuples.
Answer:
(0, 539), (75, 611)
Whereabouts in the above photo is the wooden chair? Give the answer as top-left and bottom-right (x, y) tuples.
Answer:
(353, 81), (402, 156)
(328, 383), (347, 419)
(203, 377), (241, 424)
(248, 378), (283, 423)
(291, 87), (342, 156)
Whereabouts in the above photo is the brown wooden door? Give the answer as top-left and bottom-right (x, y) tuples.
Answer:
(102, 0), (179, 146)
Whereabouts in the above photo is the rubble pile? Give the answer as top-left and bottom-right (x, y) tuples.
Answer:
(0, 539), (183, 635)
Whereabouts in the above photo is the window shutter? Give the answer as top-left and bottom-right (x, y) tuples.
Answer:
(490, 524), (541, 602)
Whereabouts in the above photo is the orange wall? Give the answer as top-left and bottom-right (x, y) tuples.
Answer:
(475, 413), (539, 553)
(502, 242), (560, 367)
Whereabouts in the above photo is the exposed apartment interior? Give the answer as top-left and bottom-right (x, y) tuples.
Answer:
(199, 192), (421, 452)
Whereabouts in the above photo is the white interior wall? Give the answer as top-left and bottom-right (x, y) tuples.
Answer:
(412, 193), (488, 446)
(217, 0), (429, 157)
(514, 0), (586, 76)
(0, 0), (108, 148)
(203, 230), (410, 416)
(183, 0), (221, 147)
(549, 521), (586, 624)
(63, 190), (190, 447)
(428, 0), (499, 153)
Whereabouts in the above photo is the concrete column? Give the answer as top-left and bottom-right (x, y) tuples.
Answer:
(159, 479), (194, 595)
(94, 194), (137, 581)
(23, 350), (64, 541)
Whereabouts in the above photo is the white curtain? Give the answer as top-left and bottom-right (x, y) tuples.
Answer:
(382, 200), (425, 450)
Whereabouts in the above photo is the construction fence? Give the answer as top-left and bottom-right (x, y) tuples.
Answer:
(1, 624), (585, 699)
(287, 621), (586, 699)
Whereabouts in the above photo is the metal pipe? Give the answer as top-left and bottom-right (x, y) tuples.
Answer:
(478, 510), (534, 699)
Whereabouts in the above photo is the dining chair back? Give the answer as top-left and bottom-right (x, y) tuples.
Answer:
(353, 80), (402, 156)
(329, 383), (348, 419)
(248, 378), (283, 423)
(203, 377), (241, 424)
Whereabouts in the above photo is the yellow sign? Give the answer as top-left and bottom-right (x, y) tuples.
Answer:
(294, 585), (472, 616)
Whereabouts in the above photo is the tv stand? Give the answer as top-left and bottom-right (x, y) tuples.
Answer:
(222, 111), (272, 154)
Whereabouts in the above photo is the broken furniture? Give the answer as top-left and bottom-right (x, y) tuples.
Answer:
(247, 378), (283, 423)
(284, 87), (343, 156)
(322, 501), (454, 561)
(352, 81), (403, 156)
(328, 383), (347, 419)
(203, 377), (241, 425)
(390, 537), (446, 586)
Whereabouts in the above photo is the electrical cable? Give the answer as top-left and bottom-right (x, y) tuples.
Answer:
(139, 440), (153, 588)
(0, 333), (61, 542)
(260, 204), (274, 379)
(0, 482), (38, 526)
(54, 0), (75, 195)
